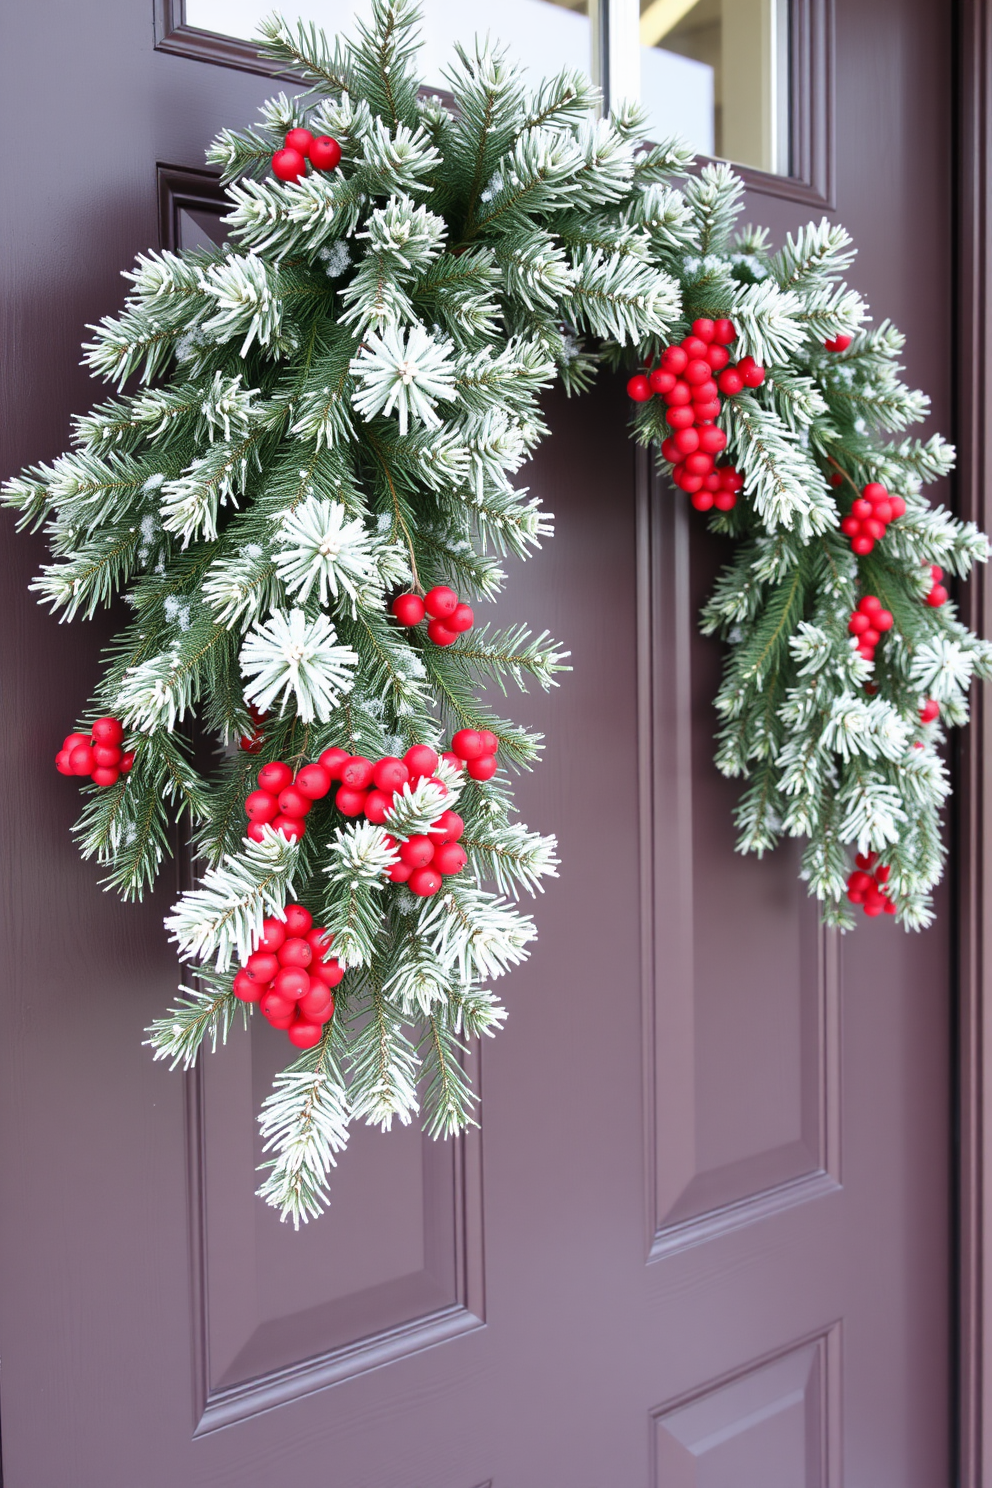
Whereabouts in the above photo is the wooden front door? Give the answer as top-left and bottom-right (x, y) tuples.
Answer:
(0, 0), (954, 1482)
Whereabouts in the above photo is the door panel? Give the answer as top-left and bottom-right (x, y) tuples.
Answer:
(0, 0), (953, 1483)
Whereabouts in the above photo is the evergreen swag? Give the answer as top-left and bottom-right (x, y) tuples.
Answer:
(4, 0), (991, 1223)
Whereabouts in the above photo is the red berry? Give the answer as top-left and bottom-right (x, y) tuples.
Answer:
(830, 473), (843, 487)
(233, 969), (263, 1002)
(705, 345), (730, 371)
(661, 437), (681, 463)
(429, 809), (464, 842)
(261, 989), (297, 1022)
(717, 367), (744, 396)
(713, 319), (736, 344)
(863, 894), (885, 917)
(857, 644), (875, 660)
(928, 585), (948, 607)
(277, 786), (312, 819)
(693, 399), (723, 422)
(408, 866), (443, 897)
(311, 957), (344, 989)
(841, 516), (861, 538)
(627, 374), (652, 402)
(873, 501), (893, 524)
(666, 405), (695, 431)
(428, 618), (458, 646)
(931, 565), (944, 581)
(467, 754), (498, 781)
(405, 744), (439, 779)
(391, 593), (426, 626)
(848, 870), (873, 895)
(91, 766), (120, 788)
(683, 358), (711, 386)
(92, 743), (122, 768)
(246, 822), (268, 843)
(693, 377), (719, 402)
(373, 757), (410, 792)
(272, 816), (306, 841)
(335, 786), (368, 816)
(318, 746), (350, 779)
(863, 482), (887, 504)
(341, 756), (374, 789)
(278, 937), (312, 969)
(713, 491), (737, 511)
(847, 884), (865, 904)
(245, 790), (279, 823)
(856, 851), (877, 869)
(258, 761), (293, 794)
(387, 862), (413, 883)
(863, 518), (886, 542)
(676, 472), (704, 493)
(364, 789), (394, 823)
(295, 763), (332, 799)
(889, 496), (906, 518)
(720, 467), (744, 491)
(119, 752), (135, 773)
(55, 750), (73, 776)
(831, 333), (852, 351)
(272, 147), (306, 182)
(697, 426), (727, 454)
(681, 336), (709, 359)
(448, 603), (474, 633)
(674, 426), (700, 455)
(240, 732), (264, 753)
(305, 925), (332, 956)
(649, 368), (676, 395)
(298, 982), (335, 1021)
(63, 732), (91, 753)
(246, 951), (280, 984)
(738, 356), (765, 387)
(92, 717), (124, 746)
(691, 491), (715, 511)
(852, 536), (874, 555)
(685, 451), (714, 477)
(424, 586), (458, 619)
(258, 917), (287, 953)
(920, 699), (940, 723)
(274, 965), (310, 1001)
(399, 835), (435, 868)
(308, 135), (342, 171)
(875, 864), (891, 885)
(691, 317), (715, 343)
(875, 610), (894, 632)
(433, 842), (468, 876)
(703, 473), (722, 492)
(69, 743), (96, 775)
(862, 627), (881, 648)
(849, 613), (870, 635)
(287, 1020), (322, 1050)
(662, 345), (689, 373)
(851, 499), (872, 521)
(477, 730), (498, 754)
(859, 596), (882, 615)
(664, 381), (692, 406)
(284, 127), (313, 156)
(451, 728), (485, 760)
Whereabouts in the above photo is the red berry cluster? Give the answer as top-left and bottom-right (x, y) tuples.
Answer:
(926, 564), (948, 607)
(848, 595), (893, 661)
(846, 853), (896, 916)
(824, 333), (852, 353)
(55, 717), (134, 787)
(626, 318), (760, 510)
(272, 128), (342, 183)
(239, 704), (266, 754)
(920, 698), (940, 723)
(391, 586), (474, 647)
(232, 903), (343, 1050)
(386, 815), (467, 897)
(244, 759), (329, 844)
(838, 481), (906, 556)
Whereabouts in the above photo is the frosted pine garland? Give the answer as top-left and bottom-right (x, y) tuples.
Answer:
(5, 0), (991, 1221)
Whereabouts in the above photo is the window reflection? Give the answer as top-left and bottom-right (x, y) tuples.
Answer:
(184, 0), (592, 93)
(639, 0), (790, 174)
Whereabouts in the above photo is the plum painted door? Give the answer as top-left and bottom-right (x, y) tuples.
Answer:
(0, 0), (954, 1483)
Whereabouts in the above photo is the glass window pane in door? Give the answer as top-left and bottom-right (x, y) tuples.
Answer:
(639, 0), (790, 174)
(184, 0), (592, 93)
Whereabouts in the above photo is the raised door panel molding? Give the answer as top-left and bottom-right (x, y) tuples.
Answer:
(637, 457), (841, 1259)
(651, 1326), (841, 1488)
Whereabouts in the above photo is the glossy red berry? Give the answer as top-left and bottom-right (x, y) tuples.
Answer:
(246, 951), (280, 984)
(427, 618), (458, 646)
(63, 732), (91, 753)
(305, 926), (332, 956)
(335, 786), (368, 817)
(649, 368), (676, 395)
(713, 319), (737, 345)
(233, 968), (264, 1002)
(258, 917), (287, 953)
(852, 535), (874, 556)
(448, 602), (474, 633)
(272, 816), (306, 841)
(261, 989), (297, 1022)
(674, 426), (700, 455)
(272, 147), (306, 182)
(55, 750), (73, 776)
(408, 866), (443, 897)
(69, 743), (96, 775)
(273, 965), (309, 1002)
(627, 374), (651, 401)
(738, 356), (765, 387)
(341, 756), (374, 789)
(875, 610), (894, 632)
(91, 766), (120, 788)
(258, 761), (293, 794)
(691, 491), (714, 511)
(681, 336), (709, 360)
(318, 746), (350, 779)
(697, 426), (727, 454)
(298, 982), (335, 1021)
(718, 368), (744, 396)
(295, 763), (332, 799)
(387, 862), (413, 883)
(705, 344), (730, 371)
(661, 437), (681, 464)
(284, 127), (313, 156)
(424, 586), (459, 619)
(278, 937), (312, 970)
(311, 957), (344, 989)
(824, 333), (853, 352)
(931, 565), (944, 581)
(841, 516), (861, 538)
(713, 491), (737, 511)
(246, 822), (268, 843)
(373, 757), (410, 792)
(666, 405), (695, 431)
(308, 135), (342, 171)
(477, 730), (498, 754)
(277, 786), (312, 819)
(287, 1020), (322, 1050)
(405, 744), (439, 779)
(467, 754), (498, 781)
(92, 717), (124, 746)
(889, 496), (906, 518)
(685, 452), (714, 477)
(691, 318), (715, 343)
(920, 699), (940, 723)
(662, 345), (689, 373)
(664, 380), (692, 406)
(928, 585), (948, 607)
(429, 809), (464, 842)
(245, 790), (279, 823)
(683, 358), (712, 386)
(92, 744), (122, 768)
(399, 835), (435, 868)
(363, 789), (393, 823)
(433, 842), (468, 876)
(849, 612), (870, 635)
(451, 728), (484, 760)
(283, 905), (312, 936)
(391, 593), (426, 626)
